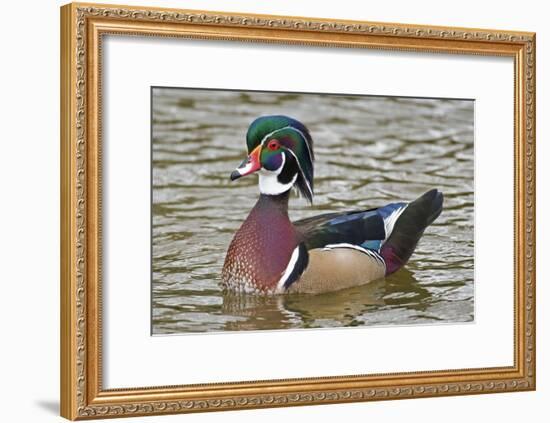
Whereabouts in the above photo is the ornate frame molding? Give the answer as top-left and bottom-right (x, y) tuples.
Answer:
(60, 2), (535, 420)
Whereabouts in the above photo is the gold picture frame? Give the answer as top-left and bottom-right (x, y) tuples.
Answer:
(60, 2), (536, 420)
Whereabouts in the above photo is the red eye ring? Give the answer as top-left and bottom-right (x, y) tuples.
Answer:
(267, 139), (280, 151)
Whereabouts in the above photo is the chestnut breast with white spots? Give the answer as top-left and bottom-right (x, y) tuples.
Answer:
(222, 195), (300, 294)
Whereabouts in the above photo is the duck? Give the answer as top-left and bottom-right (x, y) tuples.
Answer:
(221, 115), (443, 295)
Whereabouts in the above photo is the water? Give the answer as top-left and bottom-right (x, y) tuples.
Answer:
(152, 88), (474, 334)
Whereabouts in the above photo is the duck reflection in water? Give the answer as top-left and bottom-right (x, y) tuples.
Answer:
(221, 268), (431, 331)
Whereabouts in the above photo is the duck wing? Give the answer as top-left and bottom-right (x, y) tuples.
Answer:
(294, 189), (444, 278)
(294, 203), (407, 252)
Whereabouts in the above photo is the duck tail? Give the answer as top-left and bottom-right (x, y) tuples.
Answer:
(380, 189), (443, 275)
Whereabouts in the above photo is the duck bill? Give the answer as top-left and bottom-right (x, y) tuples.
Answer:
(230, 145), (262, 181)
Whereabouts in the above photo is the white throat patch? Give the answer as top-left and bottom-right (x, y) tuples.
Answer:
(258, 154), (297, 195)
(259, 171), (297, 196)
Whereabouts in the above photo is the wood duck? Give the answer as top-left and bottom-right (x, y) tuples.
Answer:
(222, 115), (443, 295)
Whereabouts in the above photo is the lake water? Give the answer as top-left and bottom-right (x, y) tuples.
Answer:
(151, 88), (474, 334)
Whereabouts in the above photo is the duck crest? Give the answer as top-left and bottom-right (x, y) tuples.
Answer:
(246, 115), (314, 202)
(222, 192), (300, 294)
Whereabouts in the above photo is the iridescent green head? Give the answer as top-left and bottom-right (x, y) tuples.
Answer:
(230, 115), (315, 202)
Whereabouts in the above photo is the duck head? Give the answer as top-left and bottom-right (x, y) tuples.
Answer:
(230, 115), (315, 202)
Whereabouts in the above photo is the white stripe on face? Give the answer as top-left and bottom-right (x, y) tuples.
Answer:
(260, 125), (313, 167)
(283, 148), (312, 199)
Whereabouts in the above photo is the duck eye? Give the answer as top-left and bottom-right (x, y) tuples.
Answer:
(267, 140), (280, 151)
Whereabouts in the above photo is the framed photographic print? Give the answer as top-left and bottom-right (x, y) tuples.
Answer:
(60, 2), (536, 420)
